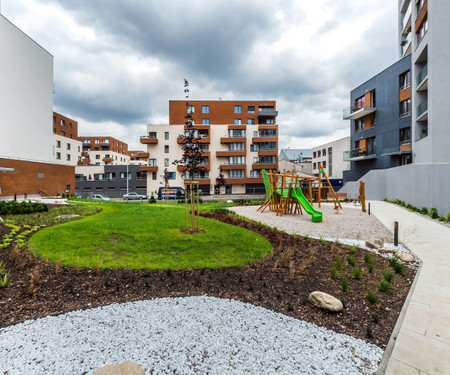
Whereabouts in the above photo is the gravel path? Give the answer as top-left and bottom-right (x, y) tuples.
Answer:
(229, 203), (393, 242)
(0, 296), (382, 375)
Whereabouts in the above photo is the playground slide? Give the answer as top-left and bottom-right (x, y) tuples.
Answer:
(290, 188), (323, 223)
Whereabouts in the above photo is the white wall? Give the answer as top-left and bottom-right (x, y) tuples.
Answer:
(0, 15), (53, 162)
(53, 135), (82, 165)
(312, 137), (350, 178)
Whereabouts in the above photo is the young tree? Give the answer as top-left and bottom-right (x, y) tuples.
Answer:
(160, 167), (170, 203)
(172, 80), (207, 231)
(215, 166), (226, 201)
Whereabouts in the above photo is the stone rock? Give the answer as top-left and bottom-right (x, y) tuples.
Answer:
(395, 251), (415, 262)
(365, 239), (384, 249)
(226, 200), (233, 203)
(308, 291), (343, 312)
(378, 248), (395, 254)
(93, 362), (145, 375)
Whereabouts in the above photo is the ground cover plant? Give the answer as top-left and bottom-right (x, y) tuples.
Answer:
(385, 199), (450, 223)
(0, 203), (415, 349)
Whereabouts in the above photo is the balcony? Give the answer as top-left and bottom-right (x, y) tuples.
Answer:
(220, 137), (246, 144)
(177, 135), (210, 144)
(252, 163), (277, 170)
(216, 150), (246, 157)
(402, 3), (412, 35)
(416, 64), (428, 91)
(258, 150), (277, 156)
(400, 140), (411, 151)
(136, 152), (149, 158)
(99, 141), (110, 147)
(140, 136), (158, 144)
(257, 110), (278, 118)
(220, 164), (246, 170)
(416, 99), (428, 121)
(343, 148), (377, 161)
(184, 124), (210, 130)
(77, 160), (90, 166)
(252, 136), (277, 143)
(343, 104), (376, 120)
(81, 152), (89, 157)
(140, 159), (158, 172)
(102, 157), (114, 163)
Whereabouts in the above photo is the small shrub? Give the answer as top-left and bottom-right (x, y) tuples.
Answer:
(429, 207), (439, 219)
(346, 256), (356, 266)
(366, 291), (379, 305)
(330, 268), (340, 280)
(332, 260), (343, 271)
(350, 245), (358, 253)
(382, 269), (394, 283)
(368, 263), (375, 273)
(420, 207), (428, 215)
(0, 273), (10, 288)
(148, 194), (157, 204)
(364, 253), (372, 264)
(341, 277), (349, 292)
(319, 236), (326, 245)
(388, 257), (406, 274)
(377, 280), (392, 293)
(352, 267), (362, 280)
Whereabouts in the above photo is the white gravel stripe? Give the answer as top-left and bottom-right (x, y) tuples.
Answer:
(0, 296), (382, 374)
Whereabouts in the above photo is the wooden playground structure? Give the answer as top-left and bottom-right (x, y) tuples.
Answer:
(257, 163), (342, 222)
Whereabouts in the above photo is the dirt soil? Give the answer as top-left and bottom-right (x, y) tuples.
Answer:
(0, 212), (415, 349)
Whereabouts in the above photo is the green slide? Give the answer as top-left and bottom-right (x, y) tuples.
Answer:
(290, 187), (323, 223)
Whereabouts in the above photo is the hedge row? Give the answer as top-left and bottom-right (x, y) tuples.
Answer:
(0, 201), (49, 215)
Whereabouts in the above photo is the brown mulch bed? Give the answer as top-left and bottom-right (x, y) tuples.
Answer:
(0, 212), (416, 348)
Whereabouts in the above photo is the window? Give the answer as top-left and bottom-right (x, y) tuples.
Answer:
(318, 150), (321, 157)
(250, 144), (258, 152)
(164, 132), (169, 140)
(228, 143), (245, 151)
(355, 119), (364, 132)
(399, 70), (411, 90)
(234, 105), (242, 113)
(53, 116), (56, 124)
(202, 105), (209, 114)
(313, 162), (316, 169)
(259, 155), (276, 164)
(61, 119), (65, 126)
(228, 129), (245, 137)
(164, 158), (169, 167)
(61, 131), (65, 137)
(187, 105), (195, 113)
(322, 149), (326, 156)
(65, 184), (70, 192)
(56, 140), (61, 148)
(323, 161), (326, 168)
(229, 169), (244, 178)
(259, 129), (276, 137)
(250, 170), (259, 178)
(78, 146), (80, 152)
(167, 172), (176, 180)
(95, 139), (99, 144)
(370, 113), (376, 128)
(417, 16), (428, 44)
(328, 147), (332, 154)
(200, 144), (209, 152)
(56, 152), (61, 160)
(247, 119), (255, 125)
(69, 123), (72, 130)
(67, 143), (71, 150)
(248, 106), (255, 113)
(83, 140), (90, 144)
(53, 128), (56, 134)
(229, 156), (246, 164)
(120, 172), (131, 180)
(96, 154), (100, 159)
(234, 119), (241, 125)
(202, 119), (210, 125)
(400, 127), (411, 144)
(400, 99), (411, 117)
(66, 154), (71, 161)
(94, 147), (99, 151)
(165, 145), (169, 153)
(313, 151), (316, 158)
(258, 142), (276, 151)
(69, 134), (72, 139)
(152, 172), (157, 180)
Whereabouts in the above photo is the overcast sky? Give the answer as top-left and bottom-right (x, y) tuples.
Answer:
(2, 0), (398, 151)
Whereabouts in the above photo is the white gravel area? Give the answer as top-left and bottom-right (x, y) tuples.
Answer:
(0, 296), (382, 375)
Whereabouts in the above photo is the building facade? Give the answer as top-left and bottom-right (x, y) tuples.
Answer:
(77, 136), (130, 166)
(278, 149), (312, 175)
(312, 137), (350, 179)
(400, 0), (450, 163)
(141, 100), (278, 196)
(52, 112), (82, 166)
(343, 55), (412, 182)
(0, 14), (74, 198)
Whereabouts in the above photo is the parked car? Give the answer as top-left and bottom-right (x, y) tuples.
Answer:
(123, 192), (148, 201)
(91, 194), (112, 201)
(158, 186), (187, 200)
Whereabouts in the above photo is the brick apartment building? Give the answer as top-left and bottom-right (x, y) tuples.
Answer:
(140, 100), (279, 196)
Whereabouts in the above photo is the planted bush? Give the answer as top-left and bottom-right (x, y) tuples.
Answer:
(377, 280), (392, 293)
(388, 257), (406, 274)
(0, 201), (48, 215)
(366, 291), (379, 305)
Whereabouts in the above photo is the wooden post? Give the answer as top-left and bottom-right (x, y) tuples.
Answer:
(368, 202), (371, 215)
(359, 181), (366, 213)
(184, 187), (188, 229)
(318, 164), (322, 208)
(394, 221), (399, 246)
(309, 179), (313, 205)
(196, 184), (200, 229)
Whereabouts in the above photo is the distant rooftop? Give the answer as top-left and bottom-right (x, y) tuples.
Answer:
(279, 149), (312, 162)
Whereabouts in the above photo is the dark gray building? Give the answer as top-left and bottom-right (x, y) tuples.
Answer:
(343, 54), (412, 182)
(75, 165), (147, 198)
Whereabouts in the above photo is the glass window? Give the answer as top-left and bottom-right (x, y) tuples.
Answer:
(313, 151), (316, 158)
(318, 150), (321, 157)
(228, 169), (244, 178)
(323, 161), (326, 168)
(152, 172), (157, 180)
(313, 162), (316, 169)
(202, 105), (209, 113)
(229, 156), (246, 164)
(234, 119), (241, 125)
(61, 131), (65, 137)
(187, 105), (195, 113)
(400, 99), (411, 118)
(56, 152), (61, 160)
(67, 143), (71, 150)
(234, 106), (242, 113)
(66, 154), (71, 161)
(96, 154), (100, 159)
(164, 158), (169, 167)
(149, 132), (157, 138)
(250, 144), (258, 152)
(228, 143), (245, 151)
(322, 149), (326, 156)
(61, 119), (65, 126)
(399, 70), (411, 90)
(95, 139), (99, 144)
(165, 145), (169, 153)
(56, 140), (61, 148)
(248, 119), (255, 125)
(164, 132), (169, 140)
(202, 119), (210, 125)
(248, 106), (255, 113)
(258, 142), (276, 151)
(228, 129), (246, 137)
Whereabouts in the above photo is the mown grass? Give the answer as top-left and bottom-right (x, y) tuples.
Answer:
(27, 203), (272, 270)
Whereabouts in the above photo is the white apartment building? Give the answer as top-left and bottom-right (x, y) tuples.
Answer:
(312, 137), (350, 179)
(0, 14), (53, 162)
(53, 134), (82, 166)
(399, 0), (450, 163)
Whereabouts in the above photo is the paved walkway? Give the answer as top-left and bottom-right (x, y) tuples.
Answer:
(369, 200), (450, 375)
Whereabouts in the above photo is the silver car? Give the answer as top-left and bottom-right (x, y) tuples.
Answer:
(123, 192), (148, 201)
(91, 194), (112, 201)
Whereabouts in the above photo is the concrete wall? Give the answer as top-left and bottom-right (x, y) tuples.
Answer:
(340, 163), (450, 215)
(0, 15), (53, 162)
(312, 137), (350, 178)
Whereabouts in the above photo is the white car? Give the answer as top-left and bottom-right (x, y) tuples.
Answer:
(91, 194), (112, 201)
(123, 192), (148, 201)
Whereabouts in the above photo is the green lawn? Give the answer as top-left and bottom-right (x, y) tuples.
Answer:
(28, 203), (272, 269)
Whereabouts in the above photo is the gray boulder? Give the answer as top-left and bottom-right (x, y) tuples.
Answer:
(308, 291), (343, 312)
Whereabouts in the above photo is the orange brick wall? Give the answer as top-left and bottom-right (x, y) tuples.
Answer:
(78, 136), (129, 154)
(53, 112), (79, 140)
(0, 158), (75, 197)
(169, 100), (276, 125)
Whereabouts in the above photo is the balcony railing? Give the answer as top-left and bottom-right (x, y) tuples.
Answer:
(416, 99), (428, 120)
(416, 64), (428, 88)
(343, 147), (376, 161)
(343, 103), (376, 120)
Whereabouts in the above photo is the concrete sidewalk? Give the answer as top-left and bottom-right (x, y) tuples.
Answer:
(369, 200), (450, 375)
